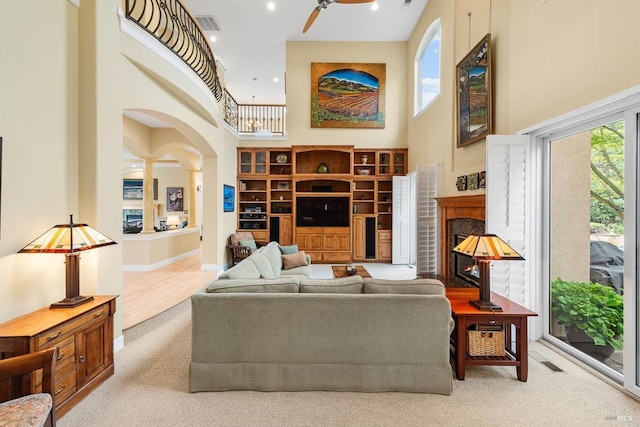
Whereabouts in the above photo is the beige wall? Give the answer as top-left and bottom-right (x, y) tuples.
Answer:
(0, 1), (79, 321)
(406, 0), (640, 196)
(0, 0), (237, 340)
(286, 41), (408, 148)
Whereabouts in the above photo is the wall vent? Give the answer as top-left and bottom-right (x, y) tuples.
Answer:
(195, 15), (221, 32)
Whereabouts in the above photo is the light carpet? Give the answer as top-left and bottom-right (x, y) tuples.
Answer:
(59, 297), (639, 427)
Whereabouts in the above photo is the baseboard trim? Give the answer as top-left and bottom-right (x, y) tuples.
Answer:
(123, 249), (200, 272)
(114, 335), (125, 353)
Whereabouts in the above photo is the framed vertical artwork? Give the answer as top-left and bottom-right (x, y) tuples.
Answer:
(223, 184), (235, 212)
(456, 33), (493, 147)
(310, 62), (386, 129)
(166, 187), (184, 212)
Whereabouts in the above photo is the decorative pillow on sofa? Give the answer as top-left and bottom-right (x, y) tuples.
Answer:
(206, 278), (299, 293)
(299, 276), (363, 293)
(363, 278), (446, 295)
(282, 251), (309, 270)
(238, 239), (257, 250)
(278, 244), (299, 255)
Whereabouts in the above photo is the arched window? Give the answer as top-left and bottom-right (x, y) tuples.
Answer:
(414, 19), (441, 116)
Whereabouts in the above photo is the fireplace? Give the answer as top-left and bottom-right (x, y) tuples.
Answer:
(435, 195), (485, 286)
(454, 234), (481, 286)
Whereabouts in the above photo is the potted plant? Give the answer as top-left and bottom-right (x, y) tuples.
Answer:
(550, 278), (623, 360)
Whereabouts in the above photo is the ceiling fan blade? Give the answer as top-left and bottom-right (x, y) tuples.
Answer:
(336, 0), (375, 4)
(303, 6), (322, 33)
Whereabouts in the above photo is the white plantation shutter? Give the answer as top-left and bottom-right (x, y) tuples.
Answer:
(392, 176), (411, 264)
(486, 135), (532, 308)
(416, 165), (439, 275)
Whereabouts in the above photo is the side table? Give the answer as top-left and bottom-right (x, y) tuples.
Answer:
(446, 288), (538, 381)
(0, 295), (117, 417)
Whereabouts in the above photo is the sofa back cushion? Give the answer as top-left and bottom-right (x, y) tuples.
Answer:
(219, 258), (260, 280)
(249, 253), (276, 279)
(363, 278), (446, 295)
(206, 278), (299, 293)
(261, 242), (283, 278)
(299, 276), (363, 293)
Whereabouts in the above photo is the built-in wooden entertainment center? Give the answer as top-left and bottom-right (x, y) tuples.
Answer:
(237, 145), (407, 263)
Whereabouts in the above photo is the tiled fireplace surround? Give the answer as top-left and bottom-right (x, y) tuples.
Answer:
(435, 195), (486, 286)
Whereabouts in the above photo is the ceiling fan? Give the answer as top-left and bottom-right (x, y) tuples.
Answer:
(303, 0), (375, 33)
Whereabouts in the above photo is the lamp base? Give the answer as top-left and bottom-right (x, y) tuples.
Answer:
(50, 295), (94, 309)
(469, 299), (503, 312)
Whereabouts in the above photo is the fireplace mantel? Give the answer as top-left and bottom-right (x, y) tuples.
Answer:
(435, 195), (486, 280)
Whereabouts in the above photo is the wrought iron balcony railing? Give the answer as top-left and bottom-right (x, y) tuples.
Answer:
(224, 90), (286, 136)
(125, 0), (285, 135)
(125, 0), (223, 102)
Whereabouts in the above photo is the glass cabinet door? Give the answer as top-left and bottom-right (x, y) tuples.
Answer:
(240, 151), (252, 174)
(255, 151), (267, 174)
(393, 152), (406, 175)
(378, 151), (391, 175)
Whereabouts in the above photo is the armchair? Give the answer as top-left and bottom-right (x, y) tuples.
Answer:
(0, 347), (58, 427)
(227, 232), (266, 266)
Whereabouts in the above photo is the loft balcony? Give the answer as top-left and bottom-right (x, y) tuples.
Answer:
(125, 0), (286, 137)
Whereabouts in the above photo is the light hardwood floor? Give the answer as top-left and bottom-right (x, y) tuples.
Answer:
(121, 250), (217, 330)
(121, 255), (419, 330)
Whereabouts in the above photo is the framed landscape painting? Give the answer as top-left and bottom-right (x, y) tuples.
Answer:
(311, 62), (386, 129)
(456, 33), (493, 147)
(123, 178), (158, 200)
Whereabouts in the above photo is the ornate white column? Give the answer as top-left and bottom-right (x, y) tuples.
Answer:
(142, 157), (156, 233)
(188, 169), (198, 228)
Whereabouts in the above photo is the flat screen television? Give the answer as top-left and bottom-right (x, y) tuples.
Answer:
(296, 197), (349, 227)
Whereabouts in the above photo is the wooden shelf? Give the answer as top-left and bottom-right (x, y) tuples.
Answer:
(236, 146), (408, 262)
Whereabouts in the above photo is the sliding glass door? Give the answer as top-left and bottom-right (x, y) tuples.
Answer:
(548, 118), (626, 375)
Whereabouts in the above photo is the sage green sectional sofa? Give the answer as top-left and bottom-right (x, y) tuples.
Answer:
(190, 274), (454, 395)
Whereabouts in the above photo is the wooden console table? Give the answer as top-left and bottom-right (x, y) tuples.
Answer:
(446, 288), (537, 381)
(0, 295), (117, 417)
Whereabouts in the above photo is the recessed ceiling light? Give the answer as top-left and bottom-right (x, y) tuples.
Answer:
(274, 77), (279, 82)
(209, 35), (217, 42)
(267, 1), (275, 11)
(371, 2), (379, 11)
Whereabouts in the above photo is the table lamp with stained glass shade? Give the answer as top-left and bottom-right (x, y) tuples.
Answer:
(452, 234), (524, 312)
(18, 215), (117, 309)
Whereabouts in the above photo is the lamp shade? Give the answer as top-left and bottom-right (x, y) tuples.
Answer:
(452, 234), (523, 261)
(166, 215), (181, 228)
(18, 220), (117, 254)
(18, 215), (117, 309)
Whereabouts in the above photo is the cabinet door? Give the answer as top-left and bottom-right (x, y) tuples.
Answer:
(280, 215), (293, 246)
(75, 318), (111, 388)
(377, 151), (392, 175)
(297, 231), (322, 251)
(392, 151), (406, 175)
(239, 150), (252, 174)
(238, 149), (268, 175)
(378, 231), (392, 260)
(254, 151), (267, 174)
(353, 216), (366, 260)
